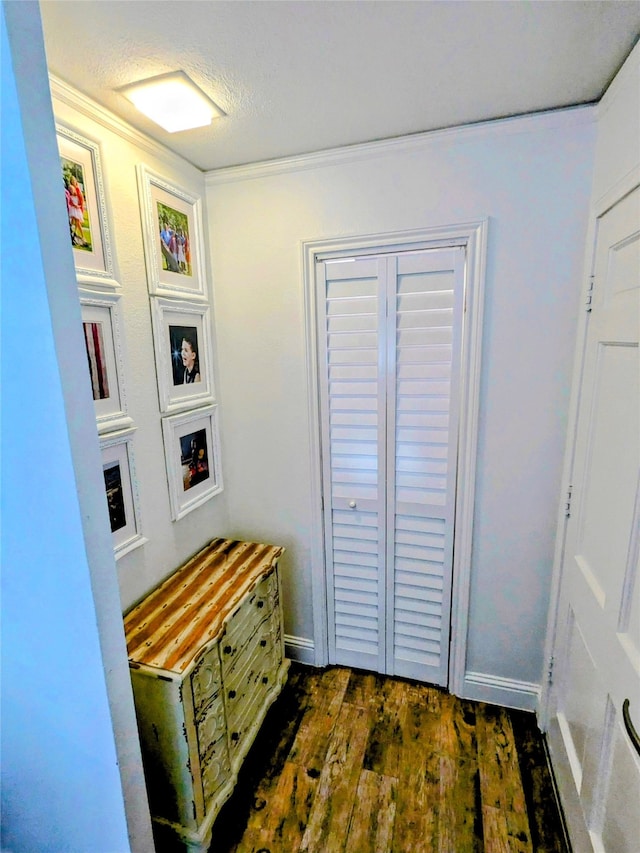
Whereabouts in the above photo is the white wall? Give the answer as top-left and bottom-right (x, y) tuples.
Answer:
(2, 2), (237, 848)
(1, 3), (150, 850)
(49, 82), (231, 612)
(205, 108), (596, 704)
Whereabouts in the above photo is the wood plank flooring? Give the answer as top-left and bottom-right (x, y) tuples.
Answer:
(209, 664), (569, 853)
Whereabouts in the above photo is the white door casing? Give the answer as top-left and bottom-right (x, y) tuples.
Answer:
(303, 222), (487, 691)
(545, 185), (640, 853)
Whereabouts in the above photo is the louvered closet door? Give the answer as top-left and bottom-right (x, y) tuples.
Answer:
(388, 251), (463, 682)
(318, 248), (464, 685)
(318, 257), (387, 673)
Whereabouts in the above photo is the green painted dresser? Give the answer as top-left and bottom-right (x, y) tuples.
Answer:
(125, 538), (289, 852)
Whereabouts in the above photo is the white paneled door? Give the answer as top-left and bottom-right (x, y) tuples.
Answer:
(548, 186), (640, 852)
(317, 248), (464, 685)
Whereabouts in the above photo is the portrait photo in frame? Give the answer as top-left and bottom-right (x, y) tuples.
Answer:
(161, 405), (223, 521)
(100, 428), (147, 559)
(56, 124), (117, 287)
(137, 165), (207, 299)
(151, 298), (215, 413)
(80, 289), (133, 434)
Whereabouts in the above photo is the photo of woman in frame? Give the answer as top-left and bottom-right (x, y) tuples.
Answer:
(57, 125), (117, 285)
(61, 157), (93, 251)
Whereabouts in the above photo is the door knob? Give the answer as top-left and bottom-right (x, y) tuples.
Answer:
(623, 698), (640, 757)
(349, 500), (357, 509)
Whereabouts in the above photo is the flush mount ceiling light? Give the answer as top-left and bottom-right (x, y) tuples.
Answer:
(118, 71), (224, 133)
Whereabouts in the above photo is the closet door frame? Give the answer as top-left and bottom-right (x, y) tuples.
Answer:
(303, 221), (488, 694)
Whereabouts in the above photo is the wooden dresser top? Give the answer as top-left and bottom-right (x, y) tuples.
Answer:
(124, 538), (284, 674)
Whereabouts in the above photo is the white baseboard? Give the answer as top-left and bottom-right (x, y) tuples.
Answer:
(281, 648), (540, 710)
(463, 670), (540, 712)
(284, 634), (316, 665)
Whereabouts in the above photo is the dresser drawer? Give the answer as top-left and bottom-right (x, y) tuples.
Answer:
(226, 657), (281, 766)
(220, 572), (278, 673)
(224, 646), (266, 731)
(223, 606), (280, 683)
(200, 734), (231, 810)
(190, 644), (223, 718)
(227, 686), (267, 765)
(195, 695), (226, 758)
(224, 633), (281, 732)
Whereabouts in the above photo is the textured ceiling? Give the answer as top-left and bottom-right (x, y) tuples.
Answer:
(40, 0), (640, 172)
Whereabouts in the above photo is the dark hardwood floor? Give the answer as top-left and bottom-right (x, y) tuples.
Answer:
(209, 663), (569, 853)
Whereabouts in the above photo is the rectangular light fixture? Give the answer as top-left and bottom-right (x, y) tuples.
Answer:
(118, 71), (224, 133)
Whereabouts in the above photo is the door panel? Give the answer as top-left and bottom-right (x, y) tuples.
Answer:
(576, 344), (637, 596)
(319, 257), (386, 672)
(319, 248), (464, 683)
(389, 252), (462, 682)
(600, 719), (640, 853)
(549, 185), (640, 851)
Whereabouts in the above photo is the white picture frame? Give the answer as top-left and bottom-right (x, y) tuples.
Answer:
(137, 165), (208, 299)
(151, 298), (215, 414)
(56, 124), (118, 288)
(100, 428), (147, 559)
(161, 406), (223, 521)
(80, 289), (133, 434)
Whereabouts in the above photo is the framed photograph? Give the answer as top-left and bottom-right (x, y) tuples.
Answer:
(56, 125), (118, 287)
(151, 298), (215, 413)
(137, 165), (207, 299)
(100, 429), (147, 559)
(161, 406), (223, 521)
(80, 289), (132, 433)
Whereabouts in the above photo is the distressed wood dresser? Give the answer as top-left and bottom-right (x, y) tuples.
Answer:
(124, 538), (289, 853)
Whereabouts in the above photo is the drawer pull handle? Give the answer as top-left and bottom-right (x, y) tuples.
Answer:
(257, 600), (264, 609)
(228, 690), (236, 699)
(623, 699), (640, 757)
(260, 639), (267, 647)
(223, 645), (232, 655)
(231, 732), (239, 742)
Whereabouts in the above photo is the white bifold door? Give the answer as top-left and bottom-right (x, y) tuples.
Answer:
(317, 248), (464, 685)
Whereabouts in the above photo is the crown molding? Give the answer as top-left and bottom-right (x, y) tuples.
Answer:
(597, 38), (640, 120)
(48, 75), (596, 186)
(48, 74), (196, 171)
(205, 105), (595, 186)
